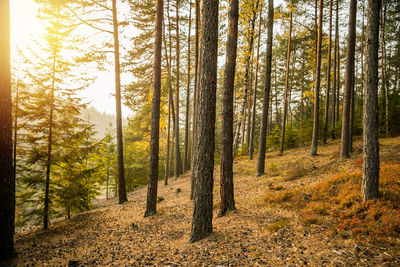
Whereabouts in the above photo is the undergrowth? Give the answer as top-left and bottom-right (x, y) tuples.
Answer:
(265, 164), (400, 245)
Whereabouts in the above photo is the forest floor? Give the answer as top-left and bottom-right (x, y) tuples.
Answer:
(8, 137), (400, 266)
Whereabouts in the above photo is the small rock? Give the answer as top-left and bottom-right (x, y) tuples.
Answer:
(157, 196), (165, 203)
(68, 260), (80, 267)
(176, 188), (181, 193)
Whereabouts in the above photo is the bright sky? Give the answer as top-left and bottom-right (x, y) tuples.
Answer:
(10, 0), (132, 117)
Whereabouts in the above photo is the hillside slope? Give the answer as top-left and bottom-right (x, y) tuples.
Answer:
(10, 137), (400, 266)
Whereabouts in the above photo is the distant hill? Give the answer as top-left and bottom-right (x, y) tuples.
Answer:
(81, 106), (128, 139)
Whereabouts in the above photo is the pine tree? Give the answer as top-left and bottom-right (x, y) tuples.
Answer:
(190, 0), (219, 243)
(145, 0), (163, 217)
(362, 0), (380, 201)
(220, 0), (239, 217)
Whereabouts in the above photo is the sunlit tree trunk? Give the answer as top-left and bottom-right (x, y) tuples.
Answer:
(340, 0), (357, 159)
(323, 0), (333, 144)
(219, 0), (239, 217)
(145, 0), (163, 217)
(257, 0), (274, 176)
(280, 6), (293, 155)
(311, 0), (323, 156)
(362, 0), (380, 201)
(112, 0), (127, 204)
(249, 5), (263, 160)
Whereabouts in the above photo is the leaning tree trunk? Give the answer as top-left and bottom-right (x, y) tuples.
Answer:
(112, 0), (127, 204)
(257, 0), (274, 176)
(184, 2), (192, 173)
(190, 0), (218, 243)
(249, 5), (263, 160)
(310, 0), (323, 156)
(362, 0), (380, 201)
(340, 0), (357, 159)
(219, 0), (239, 217)
(144, 0), (163, 217)
(280, 7), (293, 155)
(0, 0), (15, 259)
(323, 0), (333, 144)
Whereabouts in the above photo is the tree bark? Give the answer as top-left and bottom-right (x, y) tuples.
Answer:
(280, 6), (293, 155)
(336, 0), (340, 123)
(184, 2), (192, 173)
(112, 0), (127, 204)
(190, 0), (218, 243)
(249, 5), (263, 160)
(323, 0), (333, 144)
(145, 0), (163, 217)
(190, 0), (200, 200)
(310, 0), (323, 156)
(380, 1), (389, 135)
(331, 0), (339, 139)
(362, 0), (380, 201)
(0, 0), (15, 259)
(340, 0), (357, 159)
(174, 0), (181, 178)
(257, 0), (274, 176)
(219, 0), (239, 217)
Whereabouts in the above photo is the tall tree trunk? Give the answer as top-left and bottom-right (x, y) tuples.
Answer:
(190, 0), (200, 200)
(274, 62), (279, 127)
(246, 57), (254, 150)
(0, 0), (15, 259)
(174, 0), (181, 178)
(145, 0), (163, 217)
(360, 1), (365, 123)
(380, 1), (389, 135)
(257, 0), (274, 176)
(190, 0), (218, 243)
(362, 0), (380, 201)
(323, 0), (333, 144)
(112, 0), (127, 204)
(311, 0), (323, 156)
(336, 0), (340, 123)
(280, 7), (293, 155)
(13, 79), (19, 188)
(219, 0), (239, 217)
(233, 0), (259, 153)
(249, 5), (263, 160)
(43, 46), (57, 230)
(340, 0), (357, 159)
(184, 2), (192, 173)
(331, 0), (338, 139)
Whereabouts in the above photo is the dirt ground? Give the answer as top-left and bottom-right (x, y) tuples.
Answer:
(7, 137), (400, 266)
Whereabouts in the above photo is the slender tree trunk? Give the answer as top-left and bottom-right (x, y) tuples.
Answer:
(380, 1), (389, 135)
(112, 0), (127, 204)
(145, 0), (163, 217)
(0, 0), (15, 259)
(311, 0), (323, 156)
(190, 0), (200, 200)
(362, 0), (380, 201)
(336, 0), (340, 123)
(280, 7), (293, 155)
(331, 0), (338, 139)
(174, 0), (181, 178)
(274, 62), (279, 127)
(219, 0), (239, 217)
(184, 2), (192, 173)
(246, 57), (254, 150)
(257, 0), (274, 176)
(360, 1), (365, 123)
(340, 0), (357, 159)
(249, 5), (263, 160)
(323, 0), (333, 144)
(43, 49), (57, 230)
(190, 0), (218, 243)
(233, 0), (259, 152)
(13, 79), (19, 189)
